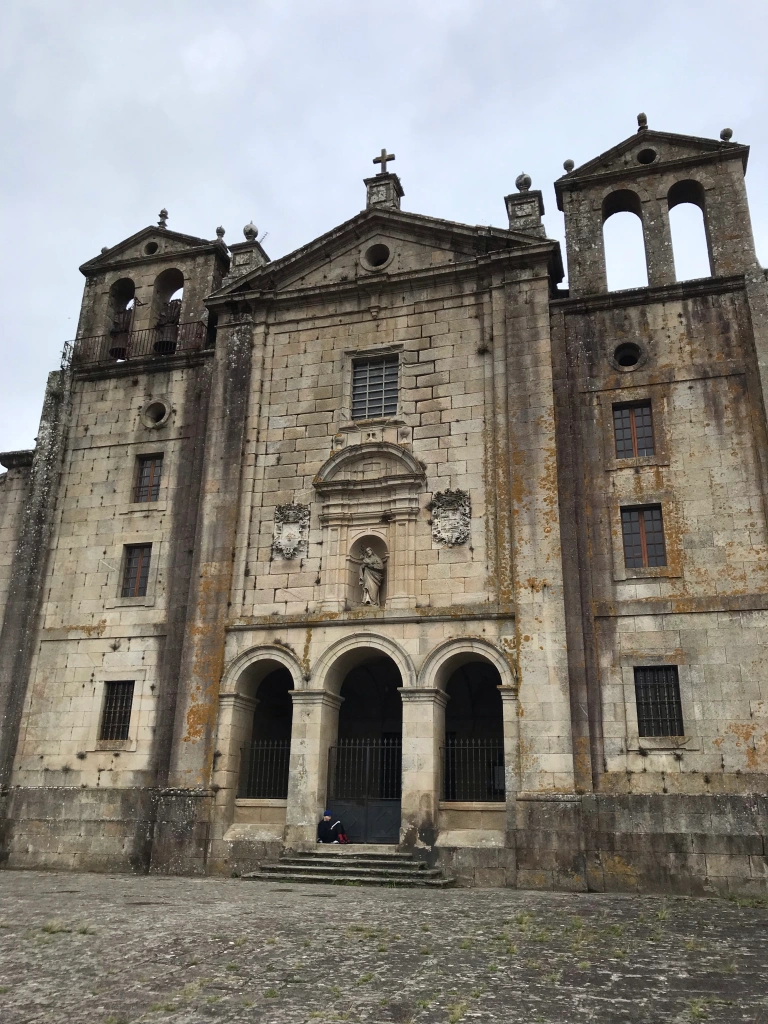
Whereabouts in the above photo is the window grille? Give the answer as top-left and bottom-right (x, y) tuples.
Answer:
(134, 455), (163, 502)
(621, 505), (666, 567)
(239, 740), (291, 799)
(613, 402), (655, 458)
(352, 355), (399, 420)
(442, 739), (505, 802)
(99, 681), (134, 741)
(121, 544), (152, 597)
(634, 666), (683, 737)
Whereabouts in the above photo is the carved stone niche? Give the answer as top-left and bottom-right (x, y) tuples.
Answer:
(427, 489), (471, 546)
(348, 534), (389, 609)
(313, 442), (425, 613)
(272, 502), (310, 559)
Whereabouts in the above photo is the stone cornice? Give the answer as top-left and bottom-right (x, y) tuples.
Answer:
(228, 608), (514, 630)
(0, 450), (34, 470)
(550, 274), (746, 315)
(206, 245), (558, 314)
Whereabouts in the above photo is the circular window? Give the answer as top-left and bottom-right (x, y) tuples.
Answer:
(144, 241), (159, 255)
(141, 400), (170, 428)
(362, 243), (392, 271)
(636, 148), (657, 165)
(613, 342), (643, 370)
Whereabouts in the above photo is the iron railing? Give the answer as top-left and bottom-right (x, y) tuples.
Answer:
(72, 321), (207, 367)
(239, 739), (291, 799)
(328, 738), (402, 801)
(442, 739), (505, 802)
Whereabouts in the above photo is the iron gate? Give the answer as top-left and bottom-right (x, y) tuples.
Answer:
(327, 738), (401, 844)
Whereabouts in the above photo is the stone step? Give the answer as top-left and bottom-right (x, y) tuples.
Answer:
(243, 870), (455, 888)
(296, 846), (411, 858)
(281, 855), (423, 868)
(262, 862), (441, 878)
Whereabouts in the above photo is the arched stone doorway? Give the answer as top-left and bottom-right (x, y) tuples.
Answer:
(329, 655), (403, 844)
(214, 648), (303, 840)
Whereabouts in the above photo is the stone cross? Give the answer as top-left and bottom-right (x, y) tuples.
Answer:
(373, 149), (395, 174)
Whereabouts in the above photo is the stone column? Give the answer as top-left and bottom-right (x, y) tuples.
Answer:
(210, 693), (257, 833)
(284, 690), (343, 848)
(398, 688), (448, 848)
(499, 684), (520, 875)
(642, 197), (676, 288)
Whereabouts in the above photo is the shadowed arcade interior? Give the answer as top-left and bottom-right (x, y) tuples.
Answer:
(329, 655), (403, 843)
(444, 659), (504, 802)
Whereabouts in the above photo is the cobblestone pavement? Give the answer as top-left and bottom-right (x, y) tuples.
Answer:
(0, 872), (766, 1024)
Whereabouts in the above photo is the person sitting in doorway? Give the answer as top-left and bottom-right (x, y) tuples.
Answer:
(317, 810), (350, 844)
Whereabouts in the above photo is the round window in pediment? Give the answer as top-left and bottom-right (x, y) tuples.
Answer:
(361, 242), (393, 272)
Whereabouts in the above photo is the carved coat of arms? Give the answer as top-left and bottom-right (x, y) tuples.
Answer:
(272, 503), (310, 559)
(428, 489), (471, 546)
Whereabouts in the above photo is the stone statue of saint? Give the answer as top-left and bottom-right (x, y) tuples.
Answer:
(357, 546), (385, 607)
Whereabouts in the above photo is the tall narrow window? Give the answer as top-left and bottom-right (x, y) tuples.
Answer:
(634, 666), (683, 736)
(621, 506), (666, 568)
(99, 681), (135, 741)
(121, 544), (152, 597)
(613, 402), (655, 458)
(134, 454), (163, 502)
(352, 355), (399, 420)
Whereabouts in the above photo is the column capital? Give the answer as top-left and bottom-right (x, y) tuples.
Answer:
(398, 686), (449, 707)
(498, 684), (520, 701)
(218, 692), (258, 713)
(289, 689), (344, 710)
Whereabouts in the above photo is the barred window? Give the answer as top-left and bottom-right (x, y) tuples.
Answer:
(621, 505), (666, 568)
(134, 454), (163, 502)
(352, 355), (398, 420)
(613, 402), (655, 458)
(121, 544), (152, 597)
(99, 681), (135, 741)
(634, 666), (683, 737)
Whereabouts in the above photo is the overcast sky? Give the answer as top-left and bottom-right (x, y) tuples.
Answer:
(2, 0), (767, 453)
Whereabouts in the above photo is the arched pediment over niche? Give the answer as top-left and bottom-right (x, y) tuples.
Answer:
(314, 442), (425, 492)
(313, 443), (424, 613)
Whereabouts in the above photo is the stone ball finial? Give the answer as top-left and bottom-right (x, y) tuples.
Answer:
(637, 112), (648, 131)
(243, 222), (258, 241)
(563, 159), (575, 173)
(216, 226), (225, 240)
(720, 127), (733, 142)
(515, 173), (532, 193)
(101, 246), (109, 254)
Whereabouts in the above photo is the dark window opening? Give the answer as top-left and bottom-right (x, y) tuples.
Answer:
(634, 666), (683, 737)
(134, 455), (163, 502)
(352, 355), (399, 420)
(99, 681), (135, 741)
(121, 544), (152, 597)
(613, 402), (655, 458)
(621, 506), (666, 568)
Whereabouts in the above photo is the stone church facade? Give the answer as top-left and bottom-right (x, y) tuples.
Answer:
(1, 119), (767, 892)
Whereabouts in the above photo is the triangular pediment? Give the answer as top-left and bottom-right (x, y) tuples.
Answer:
(211, 207), (556, 299)
(555, 129), (748, 200)
(80, 225), (221, 275)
